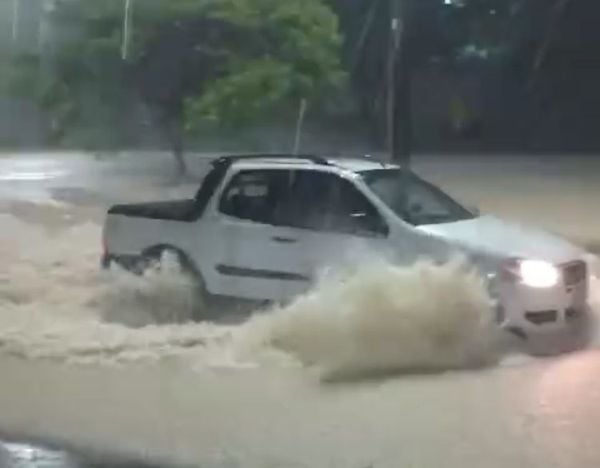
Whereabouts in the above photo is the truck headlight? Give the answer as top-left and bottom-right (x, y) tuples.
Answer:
(519, 260), (559, 288)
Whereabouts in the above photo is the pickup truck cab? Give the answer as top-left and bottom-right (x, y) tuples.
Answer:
(103, 154), (590, 337)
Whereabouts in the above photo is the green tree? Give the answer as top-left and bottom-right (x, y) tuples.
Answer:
(3, 0), (131, 148)
(137, 0), (344, 173)
(4, 0), (344, 176)
(184, 0), (344, 128)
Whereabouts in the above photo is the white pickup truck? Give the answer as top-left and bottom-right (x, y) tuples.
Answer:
(103, 154), (590, 337)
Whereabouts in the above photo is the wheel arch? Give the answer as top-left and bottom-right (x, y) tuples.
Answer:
(141, 244), (204, 280)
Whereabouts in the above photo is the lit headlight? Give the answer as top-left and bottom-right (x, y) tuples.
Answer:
(519, 260), (559, 288)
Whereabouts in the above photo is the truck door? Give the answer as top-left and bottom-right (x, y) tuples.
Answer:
(208, 168), (391, 303)
(209, 169), (312, 302)
(274, 170), (392, 282)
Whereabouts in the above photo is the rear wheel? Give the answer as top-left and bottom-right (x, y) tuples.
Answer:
(139, 248), (210, 322)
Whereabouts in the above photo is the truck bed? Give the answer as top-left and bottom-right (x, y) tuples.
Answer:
(106, 157), (232, 223)
(108, 199), (197, 221)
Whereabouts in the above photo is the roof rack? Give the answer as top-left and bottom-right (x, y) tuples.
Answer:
(212, 153), (331, 168)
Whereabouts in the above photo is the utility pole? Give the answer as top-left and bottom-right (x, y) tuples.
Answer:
(386, 0), (412, 169)
(11, 0), (20, 52)
(122, 0), (133, 60)
(386, 0), (400, 164)
(293, 98), (308, 155)
(39, 0), (54, 56)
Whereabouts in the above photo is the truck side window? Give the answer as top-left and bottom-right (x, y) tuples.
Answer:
(219, 170), (290, 225)
(332, 177), (389, 236)
(275, 171), (388, 237)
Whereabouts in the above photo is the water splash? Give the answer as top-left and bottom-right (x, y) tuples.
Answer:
(5, 213), (596, 375)
(0, 214), (504, 374)
(241, 259), (501, 379)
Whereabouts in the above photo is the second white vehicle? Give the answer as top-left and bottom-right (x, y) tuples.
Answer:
(102, 154), (590, 337)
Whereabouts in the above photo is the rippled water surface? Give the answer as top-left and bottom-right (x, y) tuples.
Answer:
(1, 152), (600, 468)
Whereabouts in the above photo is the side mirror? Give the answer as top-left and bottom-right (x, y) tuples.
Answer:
(405, 203), (423, 223)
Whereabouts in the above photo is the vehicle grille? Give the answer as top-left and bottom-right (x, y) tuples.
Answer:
(525, 310), (558, 325)
(563, 261), (587, 286)
(566, 307), (584, 320)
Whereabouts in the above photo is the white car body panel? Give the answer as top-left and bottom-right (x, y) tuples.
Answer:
(417, 215), (584, 265)
(103, 157), (590, 335)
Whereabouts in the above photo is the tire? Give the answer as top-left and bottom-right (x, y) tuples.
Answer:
(140, 247), (211, 322)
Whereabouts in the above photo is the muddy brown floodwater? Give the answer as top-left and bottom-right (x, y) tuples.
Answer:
(1, 151), (600, 468)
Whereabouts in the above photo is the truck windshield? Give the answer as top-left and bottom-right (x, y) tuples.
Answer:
(361, 170), (476, 226)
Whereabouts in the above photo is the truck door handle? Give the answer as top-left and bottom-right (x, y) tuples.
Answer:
(272, 236), (298, 244)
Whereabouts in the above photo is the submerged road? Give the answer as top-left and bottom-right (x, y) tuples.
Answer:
(0, 441), (166, 468)
(1, 150), (599, 245)
(0, 151), (600, 468)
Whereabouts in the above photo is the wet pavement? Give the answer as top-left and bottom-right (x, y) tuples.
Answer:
(0, 151), (208, 206)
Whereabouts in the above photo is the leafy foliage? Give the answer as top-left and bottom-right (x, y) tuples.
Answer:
(184, 0), (345, 130)
(6, 0), (595, 152)
(4, 0), (344, 150)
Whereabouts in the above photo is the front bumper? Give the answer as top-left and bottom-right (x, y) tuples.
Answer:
(491, 261), (590, 334)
